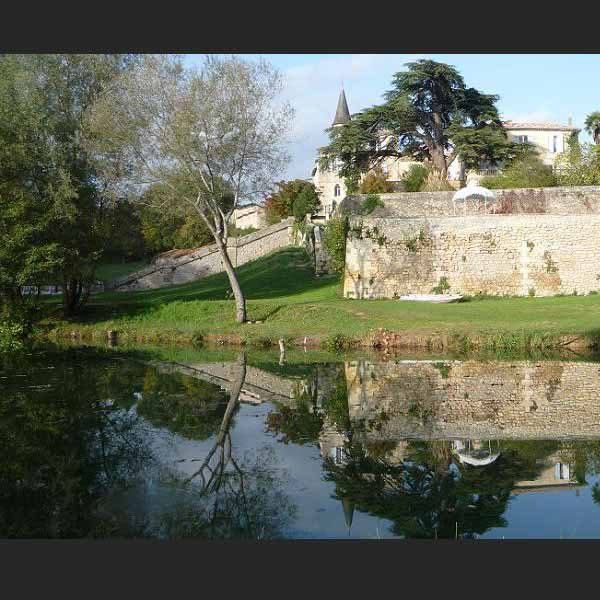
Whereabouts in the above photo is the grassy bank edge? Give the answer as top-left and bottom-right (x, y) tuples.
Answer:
(40, 324), (597, 355)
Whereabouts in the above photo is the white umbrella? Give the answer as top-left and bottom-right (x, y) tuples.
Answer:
(452, 184), (496, 202)
(452, 183), (496, 215)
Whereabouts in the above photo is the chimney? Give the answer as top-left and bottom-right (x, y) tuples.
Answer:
(568, 116), (573, 127)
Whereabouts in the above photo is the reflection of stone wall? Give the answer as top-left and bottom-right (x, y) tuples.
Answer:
(155, 362), (301, 406)
(344, 214), (600, 298)
(346, 360), (600, 441)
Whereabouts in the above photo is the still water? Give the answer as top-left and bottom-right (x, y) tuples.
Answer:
(3, 345), (600, 539)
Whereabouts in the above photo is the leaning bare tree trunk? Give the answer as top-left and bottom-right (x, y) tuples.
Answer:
(186, 352), (247, 491)
(214, 236), (247, 323)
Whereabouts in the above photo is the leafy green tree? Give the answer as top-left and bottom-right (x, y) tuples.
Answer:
(555, 142), (600, 186)
(401, 163), (431, 191)
(265, 179), (320, 224)
(86, 55), (293, 324)
(29, 54), (138, 315)
(321, 60), (516, 185)
(481, 153), (557, 189)
(0, 55), (68, 333)
(585, 111), (600, 145)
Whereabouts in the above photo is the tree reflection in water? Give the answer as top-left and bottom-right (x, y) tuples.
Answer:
(0, 348), (154, 538)
(159, 353), (297, 539)
(0, 348), (297, 539)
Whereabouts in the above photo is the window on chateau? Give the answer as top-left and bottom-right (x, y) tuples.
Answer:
(334, 184), (341, 197)
(552, 135), (558, 153)
(516, 135), (528, 144)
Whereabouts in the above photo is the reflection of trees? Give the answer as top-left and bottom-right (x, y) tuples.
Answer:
(265, 366), (348, 446)
(323, 440), (557, 539)
(0, 349), (153, 538)
(136, 368), (230, 441)
(162, 353), (297, 539)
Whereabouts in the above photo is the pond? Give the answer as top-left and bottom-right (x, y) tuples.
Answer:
(3, 344), (600, 539)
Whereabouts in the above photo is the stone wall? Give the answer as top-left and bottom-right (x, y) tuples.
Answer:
(110, 218), (295, 291)
(345, 359), (600, 441)
(344, 186), (600, 218)
(344, 212), (600, 298)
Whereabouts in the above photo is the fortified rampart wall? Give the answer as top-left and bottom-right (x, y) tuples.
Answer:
(110, 218), (296, 291)
(343, 186), (600, 298)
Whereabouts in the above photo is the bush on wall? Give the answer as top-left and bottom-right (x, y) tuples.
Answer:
(323, 216), (349, 275)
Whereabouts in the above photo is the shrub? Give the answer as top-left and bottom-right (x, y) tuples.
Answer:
(321, 333), (354, 352)
(554, 142), (600, 186)
(402, 163), (431, 192)
(358, 167), (394, 194)
(323, 216), (349, 274)
(481, 154), (557, 189)
(0, 320), (26, 353)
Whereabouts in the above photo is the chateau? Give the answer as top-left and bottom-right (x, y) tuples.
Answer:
(311, 88), (580, 220)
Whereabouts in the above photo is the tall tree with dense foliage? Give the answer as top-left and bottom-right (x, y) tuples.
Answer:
(321, 60), (518, 187)
(30, 54), (138, 315)
(0, 55), (68, 333)
(585, 111), (600, 145)
(86, 55), (293, 323)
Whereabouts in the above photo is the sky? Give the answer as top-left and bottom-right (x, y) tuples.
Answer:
(185, 54), (600, 181)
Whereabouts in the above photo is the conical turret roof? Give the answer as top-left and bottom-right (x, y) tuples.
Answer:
(332, 88), (350, 127)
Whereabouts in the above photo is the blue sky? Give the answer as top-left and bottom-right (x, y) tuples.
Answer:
(186, 54), (600, 180)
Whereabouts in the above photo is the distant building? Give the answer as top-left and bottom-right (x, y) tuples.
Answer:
(231, 203), (267, 231)
(449, 120), (580, 181)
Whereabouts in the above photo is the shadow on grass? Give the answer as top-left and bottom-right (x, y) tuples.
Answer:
(49, 248), (338, 326)
(99, 247), (338, 305)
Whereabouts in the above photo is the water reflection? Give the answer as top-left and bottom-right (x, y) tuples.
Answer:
(4, 349), (600, 538)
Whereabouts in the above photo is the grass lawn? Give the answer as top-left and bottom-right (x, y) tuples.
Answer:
(45, 247), (600, 350)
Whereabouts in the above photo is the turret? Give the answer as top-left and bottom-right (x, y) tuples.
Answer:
(332, 88), (350, 127)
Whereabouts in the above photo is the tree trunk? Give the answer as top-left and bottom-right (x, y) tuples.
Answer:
(430, 145), (448, 180)
(214, 236), (247, 323)
(595, 129), (600, 146)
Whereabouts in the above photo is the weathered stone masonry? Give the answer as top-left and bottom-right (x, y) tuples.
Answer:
(343, 186), (600, 298)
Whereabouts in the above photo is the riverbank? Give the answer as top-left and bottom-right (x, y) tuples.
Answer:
(41, 247), (600, 353)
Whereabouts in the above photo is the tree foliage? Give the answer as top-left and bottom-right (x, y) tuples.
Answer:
(585, 111), (600, 145)
(264, 179), (320, 224)
(86, 54), (293, 323)
(321, 60), (516, 183)
(554, 141), (600, 186)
